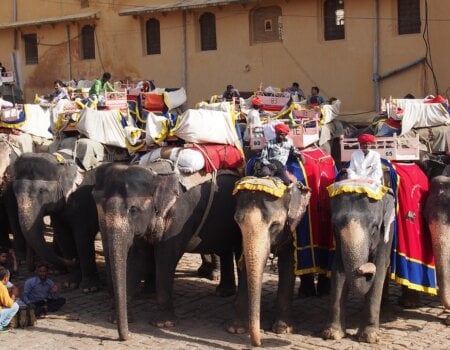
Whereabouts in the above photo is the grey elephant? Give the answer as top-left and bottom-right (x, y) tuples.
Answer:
(94, 163), (242, 341)
(12, 153), (102, 291)
(322, 183), (395, 343)
(227, 177), (311, 347)
(424, 174), (450, 325)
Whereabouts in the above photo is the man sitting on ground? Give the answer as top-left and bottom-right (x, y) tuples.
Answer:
(22, 262), (65, 318)
(0, 268), (19, 333)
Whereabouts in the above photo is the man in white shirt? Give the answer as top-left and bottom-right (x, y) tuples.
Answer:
(243, 96), (263, 142)
(344, 133), (383, 184)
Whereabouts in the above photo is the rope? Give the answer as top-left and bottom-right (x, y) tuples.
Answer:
(185, 144), (218, 251)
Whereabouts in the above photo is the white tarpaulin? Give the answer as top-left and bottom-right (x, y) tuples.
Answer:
(145, 112), (169, 145)
(76, 108), (127, 148)
(171, 109), (240, 148)
(400, 103), (449, 135)
(20, 104), (53, 139)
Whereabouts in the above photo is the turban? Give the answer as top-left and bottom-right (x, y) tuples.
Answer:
(251, 96), (263, 106)
(357, 133), (376, 145)
(274, 123), (290, 135)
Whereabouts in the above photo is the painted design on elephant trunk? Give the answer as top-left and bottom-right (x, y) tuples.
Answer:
(340, 218), (373, 295)
(240, 207), (276, 347)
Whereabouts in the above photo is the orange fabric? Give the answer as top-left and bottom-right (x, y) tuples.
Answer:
(142, 93), (165, 112)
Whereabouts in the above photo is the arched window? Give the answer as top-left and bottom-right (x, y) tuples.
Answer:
(398, 0), (421, 35)
(324, 0), (345, 41)
(146, 18), (161, 55)
(81, 25), (95, 59)
(250, 6), (282, 44)
(199, 12), (217, 51)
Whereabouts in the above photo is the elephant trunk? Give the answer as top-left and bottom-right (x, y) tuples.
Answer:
(429, 220), (450, 309)
(107, 214), (133, 341)
(340, 219), (374, 296)
(15, 195), (75, 268)
(241, 213), (271, 347)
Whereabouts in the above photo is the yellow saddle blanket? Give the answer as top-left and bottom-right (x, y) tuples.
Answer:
(327, 179), (389, 201)
(233, 176), (287, 198)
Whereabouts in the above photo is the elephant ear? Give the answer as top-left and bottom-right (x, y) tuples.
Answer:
(382, 191), (395, 243)
(57, 162), (83, 201)
(287, 183), (311, 232)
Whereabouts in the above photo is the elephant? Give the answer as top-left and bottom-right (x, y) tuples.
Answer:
(94, 163), (242, 340)
(227, 180), (311, 347)
(424, 174), (450, 325)
(12, 152), (103, 291)
(322, 187), (395, 343)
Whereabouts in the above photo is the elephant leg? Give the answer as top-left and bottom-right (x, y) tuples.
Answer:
(227, 258), (248, 335)
(152, 243), (183, 328)
(272, 244), (295, 334)
(197, 254), (220, 281)
(357, 264), (389, 343)
(216, 252), (236, 297)
(298, 273), (316, 297)
(398, 285), (421, 308)
(51, 215), (74, 279)
(73, 225), (100, 293)
(322, 256), (347, 340)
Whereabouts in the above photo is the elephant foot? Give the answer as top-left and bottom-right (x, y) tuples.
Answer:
(63, 281), (79, 290)
(227, 319), (247, 334)
(272, 319), (294, 334)
(322, 325), (345, 340)
(151, 311), (177, 328)
(357, 326), (379, 343)
(445, 315), (450, 326)
(215, 284), (236, 298)
(197, 263), (220, 281)
(398, 287), (421, 308)
(80, 279), (101, 294)
(81, 285), (99, 294)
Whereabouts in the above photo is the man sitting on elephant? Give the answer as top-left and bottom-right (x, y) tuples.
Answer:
(255, 123), (303, 185)
(342, 133), (383, 184)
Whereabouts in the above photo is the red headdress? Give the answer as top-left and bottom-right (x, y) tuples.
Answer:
(274, 123), (290, 135)
(357, 133), (376, 145)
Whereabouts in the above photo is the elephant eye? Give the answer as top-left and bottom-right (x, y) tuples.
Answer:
(38, 188), (46, 194)
(128, 206), (139, 215)
(269, 221), (283, 234)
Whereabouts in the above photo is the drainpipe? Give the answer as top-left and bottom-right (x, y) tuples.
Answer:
(12, 0), (21, 93)
(67, 24), (72, 81)
(373, 0), (380, 112)
(181, 10), (187, 90)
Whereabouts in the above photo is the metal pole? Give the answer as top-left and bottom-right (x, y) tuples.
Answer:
(373, 0), (380, 112)
(182, 10), (187, 90)
(67, 25), (72, 81)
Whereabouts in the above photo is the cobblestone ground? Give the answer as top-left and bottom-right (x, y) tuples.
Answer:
(5, 239), (450, 350)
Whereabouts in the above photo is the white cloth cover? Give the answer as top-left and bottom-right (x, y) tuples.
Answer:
(172, 109), (240, 147)
(139, 147), (205, 174)
(20, 104), (53, 139)
(197, 101), (232, 113)
(145, 112), (169, 145)
(321, 99), (341, 124)
(76, 108), (127, 148)
(400, 103), (450, 135)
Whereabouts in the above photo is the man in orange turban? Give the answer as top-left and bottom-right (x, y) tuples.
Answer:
(343, 133), (383, 183)
(256, 123), (302, 184)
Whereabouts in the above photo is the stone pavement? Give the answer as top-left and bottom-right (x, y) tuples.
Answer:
(4, 249), (450, 350)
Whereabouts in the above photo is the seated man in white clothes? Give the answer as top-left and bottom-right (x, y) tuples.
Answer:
(343, 133), (383, 184)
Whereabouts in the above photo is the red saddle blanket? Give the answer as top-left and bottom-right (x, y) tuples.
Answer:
(190, 144), (244, 173)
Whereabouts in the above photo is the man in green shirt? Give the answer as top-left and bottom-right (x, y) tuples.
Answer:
(89, 72), (115, 106)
